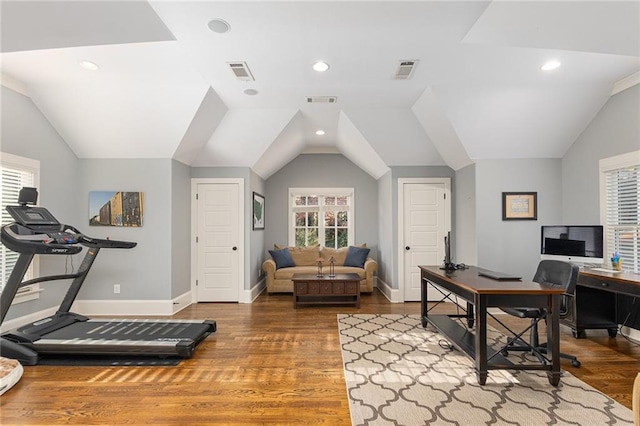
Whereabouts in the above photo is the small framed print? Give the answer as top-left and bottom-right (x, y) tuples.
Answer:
(502, 192), (537, 221)
(253, 192), (265, 230)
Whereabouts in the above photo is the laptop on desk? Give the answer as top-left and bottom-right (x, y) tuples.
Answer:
(477, 268), (522, 281)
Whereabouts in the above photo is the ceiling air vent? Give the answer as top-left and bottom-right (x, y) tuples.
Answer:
(306, 96), (338, 104)
(227, 62), (255, 81)
(393, 60), (419, 80)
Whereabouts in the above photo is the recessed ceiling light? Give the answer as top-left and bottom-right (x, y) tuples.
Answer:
(313, 61), (329, 72)
(79, 60), (99, 71)
(541, 60), (561, 71)
(315, 130), (325, 136)
(243, 88), (259, 96)
(207, 19), (230, 34)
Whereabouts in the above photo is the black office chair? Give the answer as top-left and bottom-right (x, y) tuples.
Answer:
(500, 260), (581, 367)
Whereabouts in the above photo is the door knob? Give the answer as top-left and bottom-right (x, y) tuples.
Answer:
(232, 246), (238, 251)
(405, 246), (410, 251)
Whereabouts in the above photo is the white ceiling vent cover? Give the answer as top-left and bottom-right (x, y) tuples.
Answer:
(394, 60), (419, 80)
(306, 96), (338, 103)
(227, 62), (255, 81)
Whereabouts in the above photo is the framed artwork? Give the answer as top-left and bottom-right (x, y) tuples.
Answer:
(89, 191), (144, 227)
(253, 192), (265, 230)
(502, 192), (537, 221)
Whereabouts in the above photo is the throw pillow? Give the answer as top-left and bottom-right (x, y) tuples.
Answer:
(344, 246), (371, 268)
(268, 249), (295, 269)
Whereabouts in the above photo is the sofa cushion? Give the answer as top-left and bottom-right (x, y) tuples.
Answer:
(344, 246), (371, 268)
(268, 249), (295, 269)
(321, 247), (349, 266)
(274, 265), (366, 280)
(274, 244), (320, 266)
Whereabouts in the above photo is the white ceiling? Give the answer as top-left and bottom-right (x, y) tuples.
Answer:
(1, 1), (638, 179)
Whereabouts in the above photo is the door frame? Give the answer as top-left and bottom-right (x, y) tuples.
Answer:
(397, 177), (451, 302)
(190, 178), (245, 303)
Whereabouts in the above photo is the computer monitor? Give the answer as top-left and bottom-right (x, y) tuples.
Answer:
(540, 225), (604, 265)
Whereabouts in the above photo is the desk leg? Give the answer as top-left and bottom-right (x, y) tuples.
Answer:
(421, 276), (428, 327)
(547, 294), (561, 386)
(474, 294), (488, 385)
(467, 302), (474, 328)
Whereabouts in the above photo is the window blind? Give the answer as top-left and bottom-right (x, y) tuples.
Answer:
(1, 158), (37, 295)
(604, 164), (639, 273)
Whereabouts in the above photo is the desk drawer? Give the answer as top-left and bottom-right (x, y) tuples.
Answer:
(579, 275), (636, 297)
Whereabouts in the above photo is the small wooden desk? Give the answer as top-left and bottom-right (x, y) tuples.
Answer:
(563, 269), (640, 338)
(291, 273), (361, 308)
(419, 265), (565, 386)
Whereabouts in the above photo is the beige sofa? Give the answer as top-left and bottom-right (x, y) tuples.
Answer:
(262, 245), (377, 294)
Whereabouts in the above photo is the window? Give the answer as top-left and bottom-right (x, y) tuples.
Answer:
(289, 188), (354, 248)
(1, 153), (40, 302)
(600, 151), (640, 273)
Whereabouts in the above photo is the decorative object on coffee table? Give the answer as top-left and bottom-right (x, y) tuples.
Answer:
(329, 257), (336, 277)
(316, 257), (324, 277)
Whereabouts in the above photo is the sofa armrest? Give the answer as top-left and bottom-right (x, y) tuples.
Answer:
(262, 259), (276, 276)
(364, 257), (378, 275)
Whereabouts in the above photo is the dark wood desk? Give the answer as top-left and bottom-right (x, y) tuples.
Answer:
(419, 265), (565, 386)
(563, 269), (640, 338)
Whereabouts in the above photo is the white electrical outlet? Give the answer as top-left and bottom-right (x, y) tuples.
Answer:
(114, 284), (121, 294)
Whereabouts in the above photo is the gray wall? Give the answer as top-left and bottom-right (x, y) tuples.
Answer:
(171, 160), (192, 297)
(455, 163), (477, 266)
(264, 154), (379, 260)
(475, 159), (563, 280)
(249, 169), (266, 288)
(562, 85), (640, 224)
(1, 87), (80, 321)
(377, 171), (393, 286)
(77, 159), (173, 300)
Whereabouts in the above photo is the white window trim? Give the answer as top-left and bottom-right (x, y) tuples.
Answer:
(599, 150), (640, 270)
(288, 187), (355, 247)
(1, 152), (41, 303)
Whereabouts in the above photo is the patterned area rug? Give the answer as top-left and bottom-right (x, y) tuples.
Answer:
(338, 314), (633, 426)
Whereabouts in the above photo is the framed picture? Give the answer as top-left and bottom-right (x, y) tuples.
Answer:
(89, 191), (144, 227)
(502, 192), (537, 221)
(253, 192), (265, 230)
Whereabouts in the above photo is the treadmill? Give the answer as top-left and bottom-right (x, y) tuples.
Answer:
(0, 187), (216, 365)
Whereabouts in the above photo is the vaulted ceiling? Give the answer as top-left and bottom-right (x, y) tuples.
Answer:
(1, 1), (638, 179)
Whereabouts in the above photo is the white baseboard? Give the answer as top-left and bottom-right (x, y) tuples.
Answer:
(241, 278), (265, 303)
(172, 291), (193, 314)
(376, 278), (402, 303)
(72, 292), (192, 317)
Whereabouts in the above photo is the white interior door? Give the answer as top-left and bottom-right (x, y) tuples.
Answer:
(400, 179), (450, 301)
(195, 182), (241, 302)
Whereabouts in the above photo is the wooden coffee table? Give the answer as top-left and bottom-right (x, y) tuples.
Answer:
(291, 273), (361, 308)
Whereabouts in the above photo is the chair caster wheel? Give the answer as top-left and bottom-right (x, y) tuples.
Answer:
(571, 360), (581, 368)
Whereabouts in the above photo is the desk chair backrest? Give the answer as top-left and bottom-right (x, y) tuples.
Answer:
(532, 260), (580, 316)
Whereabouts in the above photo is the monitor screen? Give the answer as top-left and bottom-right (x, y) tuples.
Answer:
(540, 225), (604, 264)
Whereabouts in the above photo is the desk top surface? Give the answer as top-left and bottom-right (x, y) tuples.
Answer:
(419, 265), (565, 295)
(579, 268), (640, 287)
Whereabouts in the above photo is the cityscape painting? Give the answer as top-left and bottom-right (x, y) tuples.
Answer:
(89, 191), (144, 227)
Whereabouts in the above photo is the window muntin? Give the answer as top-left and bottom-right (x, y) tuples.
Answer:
(289, 189), (354, 248)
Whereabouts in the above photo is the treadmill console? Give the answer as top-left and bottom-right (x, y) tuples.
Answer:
(6, 205), (59, 227)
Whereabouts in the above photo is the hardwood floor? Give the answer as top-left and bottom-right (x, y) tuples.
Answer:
(1, 289), (638, 425)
